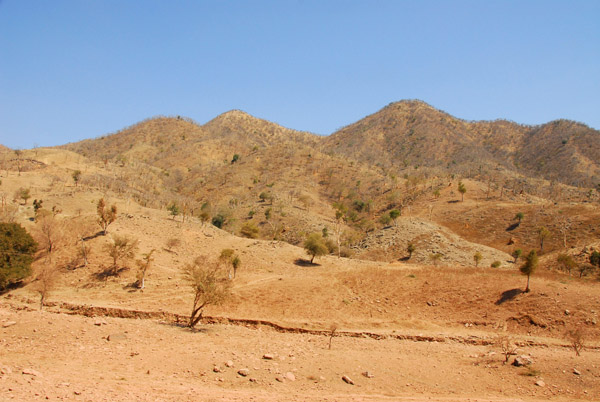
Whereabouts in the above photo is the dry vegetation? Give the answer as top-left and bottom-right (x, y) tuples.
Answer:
(1, 103), (600, 400)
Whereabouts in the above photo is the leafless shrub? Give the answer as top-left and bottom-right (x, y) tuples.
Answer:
(565, 328), (586, 356)
(496, 335), (518, 364)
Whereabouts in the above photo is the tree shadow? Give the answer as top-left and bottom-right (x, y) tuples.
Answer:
(495, 288), (523, 305)
(93, 266), (128, 281)
(506, 222), (520, 232)
(83, 231), (105, 241)
(294, 258), (320, 267)
(0, 280), (26, 295)
(399, 256), (410, 261)
(447, 200), (460, 204)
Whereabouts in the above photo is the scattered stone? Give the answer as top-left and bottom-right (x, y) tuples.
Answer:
(22, 368), (42, 377)
(275, 376), (284, 382)
(285, 372), (296, 382)
(106, 333), (127, 342)
(512, 355), (534, 367)
(564, 310), (570, 315)
(535, 380), (545, 387)
(319, 376), (326, 382)
(2, 321), (16, 328)
(263, 354), (274, 360)
(249, 377), (257, 382)
(93, 319), (107, 326)
(362, 371), (374, 378)
(573, 368), (581, 375)
(237, 368), (250, 377)
(1, 366), (12, 375)
(213, 366), (221, 373)
(342, 375), (354, 385)
(225, 360), (234, 368)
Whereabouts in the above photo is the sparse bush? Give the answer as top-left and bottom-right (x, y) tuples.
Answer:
(167, 202), (180, 220)
(0, 222), (37, 289)
(429, 253), (442, 266)
(590, 250), (600, 268)
(304, 233), (328, 264)
(15, 187), (31, 205)
(565, 328), (586, 356)
(219, 248), (241, 278)
(389, 209), (401, 226)
(473, 252), (482, 267)
(231, 154), (240, 164)
(557, 254), (577, 275)
(103, 235), (138, 276)
(496, 335), (518, 364)
(181, 255), (231, 328)
(514, 212), (524, 223)
(165, 238), (181, 251)
(491, 260), (501, 268)
(97, 198), (117, 235)
(537, 227), (550, 253)
(379, 214), (391, 226)
(33, 264), (60, 310)
(240, 222), (259, 238)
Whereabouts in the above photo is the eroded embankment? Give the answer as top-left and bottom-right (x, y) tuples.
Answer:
(24, 300), (592, 350)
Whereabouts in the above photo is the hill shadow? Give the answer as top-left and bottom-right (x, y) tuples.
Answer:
(495, 288), (523, 305)
(506, 222), (520, 232)
(294, 258), (320, 267)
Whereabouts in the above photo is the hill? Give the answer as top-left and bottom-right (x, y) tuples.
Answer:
(326, 100), (600, 186)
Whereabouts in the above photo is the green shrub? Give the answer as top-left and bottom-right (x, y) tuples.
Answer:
(491, 260), (501, 268)
(0, 222), (37, 289)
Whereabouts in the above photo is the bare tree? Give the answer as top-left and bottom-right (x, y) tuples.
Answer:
(181, 255), (231, 328)
(135, 249), (155, 290)
(36, 215), (65, 263)
(34, 264), (60, 310)
(565, 328), (586, 356)
(496, 335), (518, 364)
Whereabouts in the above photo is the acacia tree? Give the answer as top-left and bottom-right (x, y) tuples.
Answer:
(406, 242), (416, 259)
(514, 212), (524, 224)
(97, 198), (117, 235)
(512, 249), (522, 263)
(537, 227), (550, 252)
(182, 255), (231, 328)
(219, 248), (242, 279)
(458, 181), (467, 202)
(557, 254), (577, 276)
(520, 250), (538, 293)
(72, 170), (82, 187)
(304, 233), (328, 264)
(473, 252), (482, 267)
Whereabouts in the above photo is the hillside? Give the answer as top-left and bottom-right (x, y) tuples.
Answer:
(326, 100), (600, 186)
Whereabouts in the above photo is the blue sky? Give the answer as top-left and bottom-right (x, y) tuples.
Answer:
(1, 0), (598, 149)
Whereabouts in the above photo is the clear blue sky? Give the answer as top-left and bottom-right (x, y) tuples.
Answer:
(1, 0), (598, 149)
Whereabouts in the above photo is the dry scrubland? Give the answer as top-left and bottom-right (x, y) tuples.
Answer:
(1, 102), (600, 401)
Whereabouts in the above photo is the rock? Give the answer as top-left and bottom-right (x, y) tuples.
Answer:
(564, 309), (570, 315)
(319, 376), (326, 382)
(275, 376), (284, 382)
(263, 354), (274, 360)
(93, 319), (106, 326)
(237, 368), (250, 377)
(512, 355), (534, 367)
(213, 366), (221, 373)
(342, 375), (354, 385)
(106, 333), (127, 342)
(535, 380), (545, 387)
(362, 371), (374, 378)
(249, 377), (257, 382)
(285, 372), (296, 381)
(225, 360), (234, 368)
(22, 368), (42, 377)
(1, 366), (12, 375)
(2, 321), (16, 328)
(573, 368), (581, 375)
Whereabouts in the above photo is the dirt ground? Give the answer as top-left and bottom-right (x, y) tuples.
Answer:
(1, 301), (599, 402)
